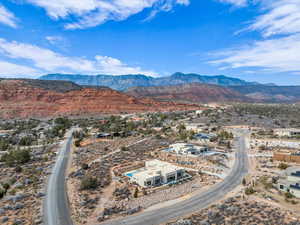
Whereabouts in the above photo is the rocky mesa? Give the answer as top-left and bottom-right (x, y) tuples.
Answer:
(0, 79), (198, 119)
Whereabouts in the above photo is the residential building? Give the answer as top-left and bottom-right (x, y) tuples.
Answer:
(273, 151), (300, 163)
(194, 133), (216, 141)
(124, 160), (188, 188)
(274, 128), (300, 137)
(184, 123), (205, 133)
(195, 110), (204, 115)
(164, 143), (211, 156)
(277, 168), (300, 198)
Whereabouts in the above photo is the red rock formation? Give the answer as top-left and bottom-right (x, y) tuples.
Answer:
(0, 80), (198, 119)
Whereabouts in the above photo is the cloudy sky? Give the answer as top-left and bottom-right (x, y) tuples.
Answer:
(0, 0), (299, 84)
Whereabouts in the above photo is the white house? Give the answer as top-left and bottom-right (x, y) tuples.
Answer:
(274, 128), (300, 137)
(165, 143), (210, 156)
(125, 160), (188, 188)
(195, 110), (204, 115)
(185, 123), (205, 133)
(277, 169), (300, 198)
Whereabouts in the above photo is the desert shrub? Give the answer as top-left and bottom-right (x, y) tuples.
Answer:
(80, 177), (98, 190)
(285, 192), (294, 199)
(0, 188), (5, 199)
(245, 187), (256, 195)
(278, 163), (289, 170)
(0, 149), (31, 166)
(0, 138), (10, 151)
(19, 136), (35, 146)
(121, 146), (128, 151)
(81, 163), (89, 170)
(2, 183), (10, 191)
(133, 187), (139, 198)
(74, 139), (82, 147)
(15, 165), (22, 173)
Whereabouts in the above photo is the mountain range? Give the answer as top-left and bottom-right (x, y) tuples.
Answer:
(40, 72), (258, 91)
(126, 83), (249, 103)
(1, 73), (300, 119)
(39, 72), (300, 103)
(127, 83), (300, 104)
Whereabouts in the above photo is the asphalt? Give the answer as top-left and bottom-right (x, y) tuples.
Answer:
(43, 129), (249, 225)
(44, 130), (74, 225)
(102, 130), (249, 225)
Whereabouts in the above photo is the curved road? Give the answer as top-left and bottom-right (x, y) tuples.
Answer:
(43, 129), (249, 225)
(44, 130), (74, 225)
(103, 130), (249, 225)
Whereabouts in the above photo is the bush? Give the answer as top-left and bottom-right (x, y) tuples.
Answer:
(278, 163), (289, 170)
(2, 183), (10, 191)
(242, 178), (247, 186)
(0, 149), (31, 166)
(15, 165), (22, 173)
(80, 177), (98, 190)
(121, 146), (128, 151)
(285, 191), (294, 199)
(19, 136), (34, 146)
(54, 117), (72, 128)
(74, 139), (82, 147)
(133, 187), (139, 198)
(0, 138), (10, 151)
(245, 187), (256, 195)
(0, 188), (5, 199)
(81, 163), (89, 170)
(73, 131), (86, 139)
(259, 145), (267, 151)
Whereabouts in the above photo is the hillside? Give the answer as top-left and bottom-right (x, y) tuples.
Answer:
(40, 72), (256, 91)
(0, 79), (198, 119)
(126, 83), (249, 103)
(229, 85), (300, 103)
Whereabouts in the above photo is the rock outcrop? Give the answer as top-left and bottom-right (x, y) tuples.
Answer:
(0, 79), (198, 119)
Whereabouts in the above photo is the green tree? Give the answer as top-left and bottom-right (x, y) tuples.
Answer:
(0, 138), (10, 151)
(1, 149), (31, 166)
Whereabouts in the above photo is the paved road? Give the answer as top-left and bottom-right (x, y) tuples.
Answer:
(44, 130), (74, 225)
(103, 130), (249, 225)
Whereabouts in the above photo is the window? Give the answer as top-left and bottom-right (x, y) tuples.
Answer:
(280, 185), (284, 190)
(145, 180), (152, 186)
(177, 171), (183, 179)
(167, 175), (176, 183)
(154, 178), (161, 185)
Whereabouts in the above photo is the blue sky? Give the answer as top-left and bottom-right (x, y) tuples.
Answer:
(0, 0), (299, 85)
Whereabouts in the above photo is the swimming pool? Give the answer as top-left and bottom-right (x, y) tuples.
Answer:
(124, 170), (140, 178)
(125, 172), (134, 177)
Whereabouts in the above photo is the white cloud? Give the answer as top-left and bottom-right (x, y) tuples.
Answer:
(0, 4), (18, 28)
(46, 35), (64, 45)
(0, 61), (40, 78)
(210, 0), (300, 73)
(143, 0), (189, 21)
(24, 0), (189, 29)
(0, 38), (157, 76)
(217, 0), (248, 7)
(249, 0), (300, 37)
(94, 55), (156, 75)
(210, 34), (300, 73)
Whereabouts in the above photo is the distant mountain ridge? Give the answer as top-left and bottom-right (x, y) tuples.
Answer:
(229, 85), (300, 103)
(126, 83), (249, 103)
(40, 72), (258, 91)
(127, 83), (300, 104)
